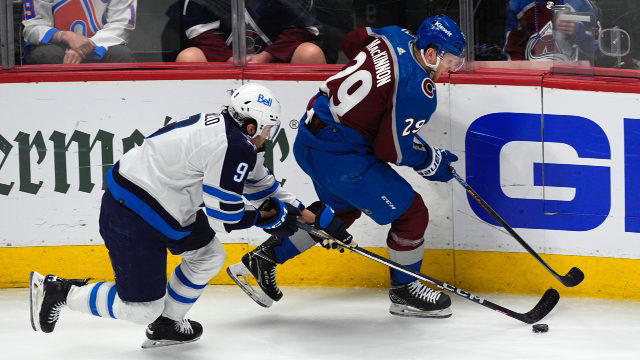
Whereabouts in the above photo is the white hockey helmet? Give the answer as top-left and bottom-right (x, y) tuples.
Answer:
(228, 83), (282, 141)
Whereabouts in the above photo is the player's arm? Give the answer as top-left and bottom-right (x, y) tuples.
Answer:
(201, 142), (260, 233)
(201, 143), (300, 238)
(243, 152), (304, 210)
(22, 0), (57, 46)
(409, 134), (458, 183)
(88, 0), (137, 60)
(243, 154), (353, 245)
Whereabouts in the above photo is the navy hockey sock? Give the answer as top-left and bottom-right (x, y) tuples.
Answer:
(272, 229), (316, 264)
(390, 261), (423, 285)
(273, 237), (300, 263)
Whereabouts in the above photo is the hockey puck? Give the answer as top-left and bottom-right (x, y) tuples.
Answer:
(532, 324), (549, 333)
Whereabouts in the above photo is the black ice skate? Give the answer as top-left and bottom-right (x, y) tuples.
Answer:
(227, 236), (282, 308)
(141, 316), (203, 349)
(388, 280), (452, 318)
(29, 271), (89, 333)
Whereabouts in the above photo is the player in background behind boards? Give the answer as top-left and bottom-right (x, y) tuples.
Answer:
(29, 83), (351, 348)
(228, 15), (466, 318)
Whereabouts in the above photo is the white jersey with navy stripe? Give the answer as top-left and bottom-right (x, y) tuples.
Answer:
(117, 111), (299, 235)
(244, 152), (299, 208)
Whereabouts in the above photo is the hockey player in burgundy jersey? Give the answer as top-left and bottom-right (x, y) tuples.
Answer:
(29, 83), (352, 347)
(228, 16), (466, 318)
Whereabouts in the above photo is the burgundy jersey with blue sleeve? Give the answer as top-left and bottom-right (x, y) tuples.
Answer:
(314, 26), (437, 169)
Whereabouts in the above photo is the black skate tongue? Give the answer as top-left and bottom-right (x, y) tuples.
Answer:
(69, 278), (91, 286)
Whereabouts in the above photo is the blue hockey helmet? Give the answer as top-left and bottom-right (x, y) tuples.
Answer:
(416, 15), (466, 57)
(415, 15), (466, 72)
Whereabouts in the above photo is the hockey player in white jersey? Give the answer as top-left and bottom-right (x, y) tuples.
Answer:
(29, 83), (352, 348)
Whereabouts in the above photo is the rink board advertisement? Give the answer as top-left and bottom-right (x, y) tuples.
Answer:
(0, 79), (451, 249)
(1, 71), (640, 298)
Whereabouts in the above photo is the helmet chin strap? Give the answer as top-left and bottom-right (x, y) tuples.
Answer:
(420, 48), (441, 74)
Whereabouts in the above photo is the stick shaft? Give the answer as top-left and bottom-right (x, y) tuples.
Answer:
(449, 167), (567, 282)
(297, 223), (556, 324)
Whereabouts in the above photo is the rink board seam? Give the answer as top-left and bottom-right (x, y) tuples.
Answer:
(1, 244), (637, 299)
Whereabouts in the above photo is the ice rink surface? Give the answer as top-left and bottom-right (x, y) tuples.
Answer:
(2, 286), (639, 360)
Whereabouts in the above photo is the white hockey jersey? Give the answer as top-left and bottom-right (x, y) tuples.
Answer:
(22, 0), (137, 57)
(106, 111), (300, 240)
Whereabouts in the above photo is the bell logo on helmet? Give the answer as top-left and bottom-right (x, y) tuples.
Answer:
(257, 94), (272, 107)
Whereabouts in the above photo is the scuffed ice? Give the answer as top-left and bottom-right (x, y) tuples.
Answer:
(2, 286), (639, 360)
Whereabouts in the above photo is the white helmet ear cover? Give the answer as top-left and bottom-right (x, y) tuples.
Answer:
(229, 83), (281, 137)
(420, 48), (441, 73)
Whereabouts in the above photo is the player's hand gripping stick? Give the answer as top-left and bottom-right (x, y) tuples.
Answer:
(256, 197), (301, 239)
(306, 201), (356, 252)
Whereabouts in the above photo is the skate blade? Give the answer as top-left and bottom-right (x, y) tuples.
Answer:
(226, 264), (274, 308)
(141, 336), (201, 349)
(389, 303), (453, 319)
(29, 271), (45, 332)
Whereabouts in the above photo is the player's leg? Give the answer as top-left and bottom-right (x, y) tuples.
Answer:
(290, 42), (327, 64)
(24, 44), (66, 64)
(299, 151), (452, 318)
(175, 47), (208, 62)
(145, 210), (226, 348)
(100, 44), (136, 63)
(335, 162), (451, 318)
(228, 182), (356, 307)
(386, 192), (451, 318)
(229, 129), (369, 306)
(31, 191), (167, 333)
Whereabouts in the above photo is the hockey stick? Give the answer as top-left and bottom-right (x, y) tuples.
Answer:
(449, 166), (584, 287)
(297, 222), (559, 325)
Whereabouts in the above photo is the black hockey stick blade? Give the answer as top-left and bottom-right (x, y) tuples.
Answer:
(297, 222), (561, 325)
(449, 166), (585, 288)
(560, 267), (585, 287)
(518, 288), (560, 324)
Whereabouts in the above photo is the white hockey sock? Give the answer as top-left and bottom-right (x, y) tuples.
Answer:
(66, 282), (164, 325)
(162, 264), (208, 321)
(162, 237), (225, 321)
(67, 282), (119, 319)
